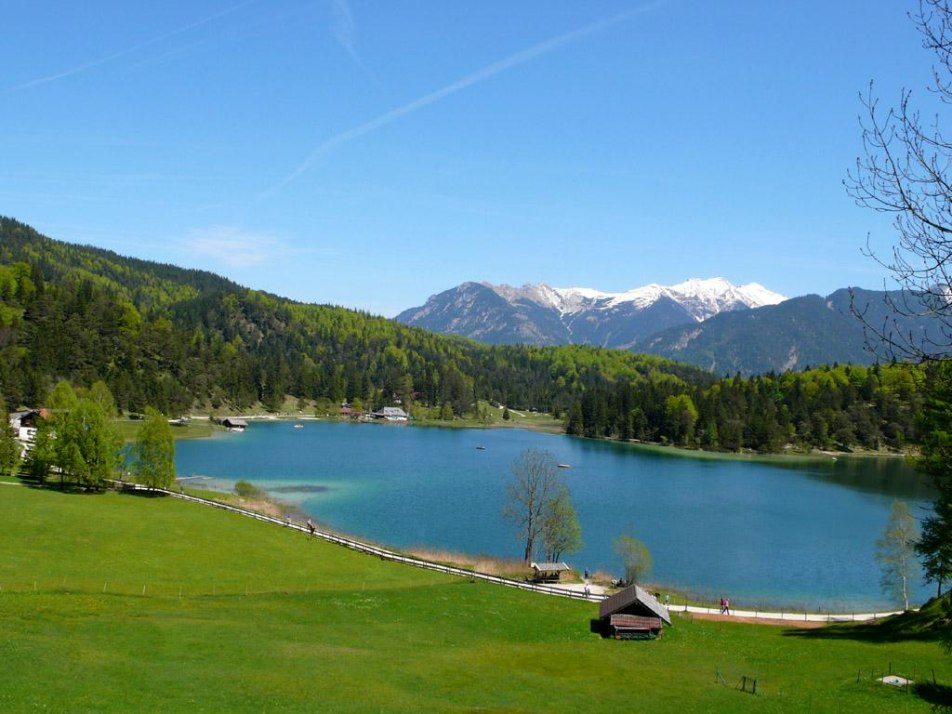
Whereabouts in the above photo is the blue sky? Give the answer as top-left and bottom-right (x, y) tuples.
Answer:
(0, 1), (937, 316)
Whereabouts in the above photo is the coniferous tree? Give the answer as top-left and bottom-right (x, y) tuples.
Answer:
(0, 409), (20, 476)
(916, 361), (952, 597)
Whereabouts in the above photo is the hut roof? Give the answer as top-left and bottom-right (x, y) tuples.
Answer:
(599, 584), (671, 625)
(530, 562), (571, 573)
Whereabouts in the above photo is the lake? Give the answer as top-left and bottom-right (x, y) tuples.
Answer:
(176, 420), (935, 611)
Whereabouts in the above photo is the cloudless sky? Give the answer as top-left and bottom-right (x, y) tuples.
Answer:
(0, 1), (939, 316)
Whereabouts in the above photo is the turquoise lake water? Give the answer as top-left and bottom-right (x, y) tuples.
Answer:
(175, 420), (935, 611)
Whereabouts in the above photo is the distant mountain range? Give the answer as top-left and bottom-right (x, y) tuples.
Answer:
(395, 278), (784, 350)
(395, 279), (944, 375)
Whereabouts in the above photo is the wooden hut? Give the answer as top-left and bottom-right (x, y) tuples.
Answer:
(598, 584), (671, 640)
(220, 417), (247, 432)
(530, 562), (571, 583)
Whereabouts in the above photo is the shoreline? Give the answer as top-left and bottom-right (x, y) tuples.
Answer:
(167, 482), (906, 624)
(182, 411), (915, 463)
(172, 415), (924, 613)
(177, 477), (911, 616)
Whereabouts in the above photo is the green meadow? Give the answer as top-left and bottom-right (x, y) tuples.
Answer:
(2, 483), (951, 713)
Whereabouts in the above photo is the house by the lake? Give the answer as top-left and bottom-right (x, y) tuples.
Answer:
(371, 407), (408, 422)
(8, 409), (46, 443)
(219, 417), (247, 432)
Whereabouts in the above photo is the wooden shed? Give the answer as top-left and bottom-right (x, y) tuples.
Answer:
(220, 417), (247, 431)
(598, 584), (671, 640)
(530, 561), (571, 583)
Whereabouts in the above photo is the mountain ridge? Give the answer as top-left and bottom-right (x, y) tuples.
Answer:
(395, 278), (946, 374)
(395, 278), (786, 353)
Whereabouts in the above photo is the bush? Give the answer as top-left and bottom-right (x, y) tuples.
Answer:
(235, 480), (263, 499)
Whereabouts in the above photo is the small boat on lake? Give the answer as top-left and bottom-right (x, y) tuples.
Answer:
(476, 446), (486, 450)
(558, 463), (571, 469)
(294, 423), (304, 429)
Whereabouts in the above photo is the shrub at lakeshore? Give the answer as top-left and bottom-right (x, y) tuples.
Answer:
(3, 484), (952, 713)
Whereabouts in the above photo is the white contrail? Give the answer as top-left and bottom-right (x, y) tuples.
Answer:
(3, 0), (258, 94)
(262, 2), (666, 197)
(331, 0), (362, 71)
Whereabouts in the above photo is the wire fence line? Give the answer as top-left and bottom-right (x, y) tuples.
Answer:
(155, 486), (603, 603)
(131, 484), (906, 621)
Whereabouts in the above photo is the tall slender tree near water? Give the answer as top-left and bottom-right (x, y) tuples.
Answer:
(132, 407), (176, 490)
(504, 448), (574, 565)
(876, 500), (920, 610)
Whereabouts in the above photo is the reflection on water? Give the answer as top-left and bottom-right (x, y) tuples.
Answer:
(797, 457), (934, 501)
(176, 421), (934, 611)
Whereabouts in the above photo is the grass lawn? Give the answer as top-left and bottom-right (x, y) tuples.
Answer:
(2, 484), (951, 712)
(114, 417), (217, 443)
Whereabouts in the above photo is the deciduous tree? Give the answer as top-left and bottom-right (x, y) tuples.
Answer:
(541, 486), (582, 562)
(828, 0), (952, 619)
(614, 532), (652, 586)
(132, 407), (176, 490)
(503, 448), (566, 564)
(846, 0), (952, 360)
(876, 500), (920, 610)
(55, 398), (120, 489)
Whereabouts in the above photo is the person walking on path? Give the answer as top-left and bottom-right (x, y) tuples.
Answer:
(307, 518), (315, 535)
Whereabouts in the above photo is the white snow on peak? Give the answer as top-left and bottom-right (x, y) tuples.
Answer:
(483, 278), (786, 321)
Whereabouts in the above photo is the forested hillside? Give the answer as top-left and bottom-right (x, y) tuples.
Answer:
(0, 218), (705, 418)
(565, 361), (922, 452)
(0, 217), (925, 454)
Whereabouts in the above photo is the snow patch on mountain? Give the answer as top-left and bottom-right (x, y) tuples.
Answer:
(485, 278), (785, 322)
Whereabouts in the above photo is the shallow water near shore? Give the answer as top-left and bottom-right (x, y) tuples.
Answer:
(176, 420), (934, 611)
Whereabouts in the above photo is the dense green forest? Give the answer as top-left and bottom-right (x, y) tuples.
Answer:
(565, 361), (921, 452)
(0, 217), (925, 453)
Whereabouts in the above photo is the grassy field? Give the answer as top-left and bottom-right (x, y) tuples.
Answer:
(2, 483), (951, 713)
(113, 417), (218, 443)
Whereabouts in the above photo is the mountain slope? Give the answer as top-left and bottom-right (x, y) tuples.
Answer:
(636, 288), (949, 374)
(396, 278), (949, 375)
(0, 217), (710, 415)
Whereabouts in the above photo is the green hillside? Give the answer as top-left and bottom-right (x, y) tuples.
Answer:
(0, 216), (704, 417)
(2, 483), (951, 713)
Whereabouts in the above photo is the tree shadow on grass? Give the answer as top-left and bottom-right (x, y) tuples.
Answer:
(114, 484), (169, 498)
(17, 477), (107, 495)
(782, 597), (952, 646)
(15, 474), (168, 497)
(781, 619), (943, 645)
(914, 681), (952, 711)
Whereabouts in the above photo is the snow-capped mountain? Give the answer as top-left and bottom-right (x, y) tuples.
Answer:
(501, 278), (784, 321)
(395, 278), (785, 350)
